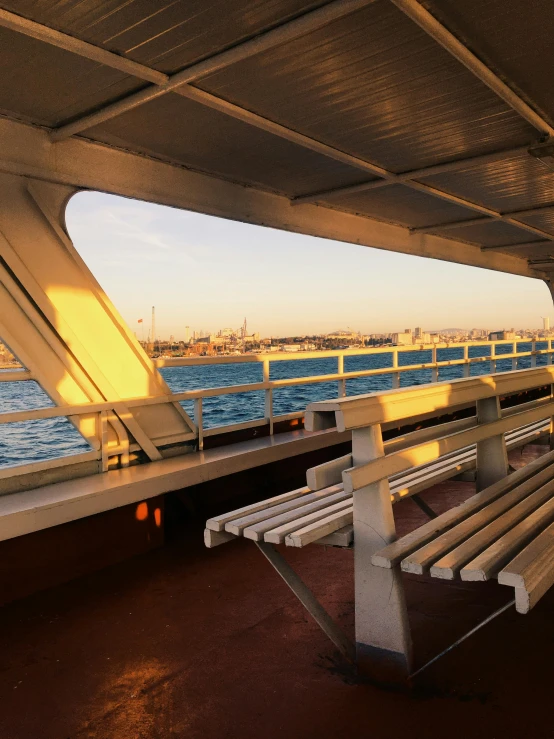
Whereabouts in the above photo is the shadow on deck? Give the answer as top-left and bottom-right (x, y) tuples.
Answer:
(0, 445), (551, 739)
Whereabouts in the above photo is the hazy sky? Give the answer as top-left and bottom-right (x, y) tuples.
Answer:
(66, 191), (552, 339)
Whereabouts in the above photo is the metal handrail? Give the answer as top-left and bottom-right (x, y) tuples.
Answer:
(0, 339), (552, 471)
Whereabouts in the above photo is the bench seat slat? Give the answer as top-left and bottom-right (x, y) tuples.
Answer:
(401, 465), (554, 575)
(461, 496), (554, 581)
(371, 450), (554, 569)
(243, 491), (351, 541)
(262, 499), (353, 544)
(498, 521), (554, 613)
(430, 478), (554, 580)
(286, 509), (354, 548)
(206, 485), (310, 532)
(225, 485), (343, 535)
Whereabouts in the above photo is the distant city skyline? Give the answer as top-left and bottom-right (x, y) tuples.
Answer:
(66, 192), (554, 338)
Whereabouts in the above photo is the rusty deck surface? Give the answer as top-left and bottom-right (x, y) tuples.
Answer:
(0, 445), (552, 739)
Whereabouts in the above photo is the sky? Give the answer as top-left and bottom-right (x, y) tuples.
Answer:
(65, 191), (553, 339)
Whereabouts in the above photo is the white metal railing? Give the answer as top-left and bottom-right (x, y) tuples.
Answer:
(0, 339), (552, 475)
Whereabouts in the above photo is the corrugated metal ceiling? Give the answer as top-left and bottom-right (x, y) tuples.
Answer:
(425, 220), (546, 248)
(197, 0), (536, 172)
(421, 154), (554, 214)
(85, 93), (372, 197)
(423, 0), (554, 129)
(322, 184), (475, 228)
(0, 0), (328, 73)
(0, 0), (554, 254)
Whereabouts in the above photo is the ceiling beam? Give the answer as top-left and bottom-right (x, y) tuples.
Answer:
(291, 144), (532, 204)
(388, 0), (554, 137)
(481, 241), (553, 252)
(412, 203), (554, 237)
(0, 8), (168, 85)
(175, 86), (390, 179)
(48, 0), (378, 142)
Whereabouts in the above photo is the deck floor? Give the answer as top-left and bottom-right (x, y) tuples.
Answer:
(0, 446), (552, 738)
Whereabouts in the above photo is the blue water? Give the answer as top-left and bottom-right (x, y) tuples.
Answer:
(0, 343), (548, 469)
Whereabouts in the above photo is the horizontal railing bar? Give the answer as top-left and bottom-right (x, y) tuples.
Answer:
(0, 370), (32, 382)
(0, 450), (100, 479)
(1, 347), (553, 425)
(155, 340), (550, 368)
(203, 418), (268, 437)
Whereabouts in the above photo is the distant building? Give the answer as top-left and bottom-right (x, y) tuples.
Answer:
(489, 329), (517, 341)
(185, 326), (190, 343)
(543, 317), (550, 331)
(391, 330), (413, 345)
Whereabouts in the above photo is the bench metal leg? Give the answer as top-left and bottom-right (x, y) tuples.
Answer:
(352, 426), (412, 686)
(255, 542), (356, 663)
(411, 493), (438, 519)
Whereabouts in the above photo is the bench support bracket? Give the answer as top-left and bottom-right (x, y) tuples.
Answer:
(352, 426), (412, 686)
(255, 542), (356, 663)
(476, 397), (509, 491)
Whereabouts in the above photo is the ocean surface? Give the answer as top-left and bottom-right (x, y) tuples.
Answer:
(0, 343), (547, 469)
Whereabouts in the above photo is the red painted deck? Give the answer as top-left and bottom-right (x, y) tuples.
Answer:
(0, 445), (551, 738)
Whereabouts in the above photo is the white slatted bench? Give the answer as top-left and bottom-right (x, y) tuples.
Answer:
(204, 417), (548, 550)
(372, 449), (554, 615)
(304, 367), (554, 685)
(206, 367), (554, 686)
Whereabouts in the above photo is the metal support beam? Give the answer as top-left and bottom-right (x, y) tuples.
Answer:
(255, 541), (356, 663)
(0, 8), (169, 85)
(414, 204), (554, 238)
(481, 240), (553, 252)
(0, 116), (544, 281)
(292, 144), (532, 205)
(49, 0), (378, 142)
(0, 172), (195, 457)
(388, 0), (554, 137)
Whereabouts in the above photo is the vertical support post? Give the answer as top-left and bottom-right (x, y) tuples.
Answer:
(512, 341), (518, 371)
(194, 397), (203, 451)
(463, 345), (470, 377)
(337, 354), (346, 397)
(476, 396), (508, 492)
(431, 345), (438, 382)
(392, 350), (400, 389)
(490, 343), (496, 374)
(97, 410), (109, 472)
(548, 340), (553, 366)
(352, 425), (412, 685)
(263, 359), (273, 435)
(531, 339), (537, 368)
(549, 383), (554, 452)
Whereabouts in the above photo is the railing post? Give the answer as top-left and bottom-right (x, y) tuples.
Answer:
(352, 425), (412, 686)
(337, 354), (346, 397)
(97, 410), (109, 472)
(531, 339), (537, 368)
(194, 397), (203, 451)
(263, 359), (274, 435)
(391, 349), (400, 389)
(431, 345), (438, 382)
(548, 340), (553, 366)
(490, 342), (496, 374)
(512, 342), (518, 371)
(476, 396), (508, 492)
(463, 345), (470, 377)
